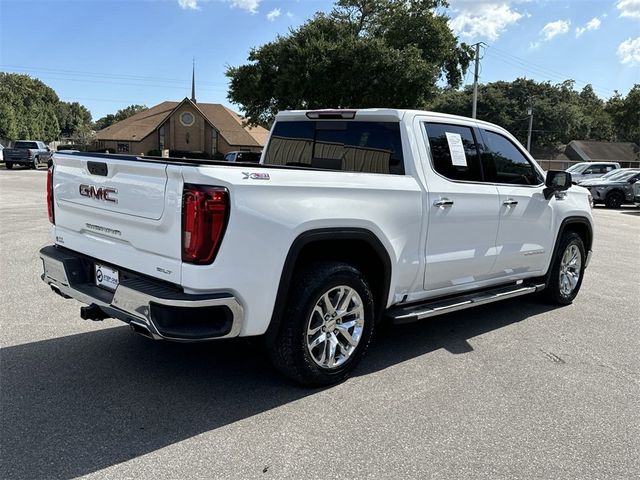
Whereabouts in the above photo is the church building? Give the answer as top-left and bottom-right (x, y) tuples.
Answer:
(94, 69), (268, 157)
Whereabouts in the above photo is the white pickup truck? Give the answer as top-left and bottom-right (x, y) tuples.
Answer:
(40, 109), (594, 385)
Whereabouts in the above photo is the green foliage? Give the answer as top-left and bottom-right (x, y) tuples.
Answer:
(429, 79), (638, 148)
(0, 73), (67, 142)
(57, 102), (92, 138)
(227, 0), (473, 125)
(0, 73), (94, 143)
(94, 104), (148, 130)
(606, 85), (640, 144)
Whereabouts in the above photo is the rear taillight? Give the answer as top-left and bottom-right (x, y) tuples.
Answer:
(182, 184), (229, 264)
(27, 149), (32, 157)
(47, 165), (55, 224)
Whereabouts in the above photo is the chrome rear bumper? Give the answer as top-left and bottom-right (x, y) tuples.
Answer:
(40, 245), (243, 341)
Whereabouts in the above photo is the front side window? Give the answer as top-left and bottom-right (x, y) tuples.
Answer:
(483, 130), (540, 185)
(264, 121), (405, 175)
(423, 123), (482, 182)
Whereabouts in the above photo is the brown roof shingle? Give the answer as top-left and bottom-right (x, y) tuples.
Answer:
(96, 101), (177, 142)
(95, 99), (269, 147)
(568, 140), (640, 162)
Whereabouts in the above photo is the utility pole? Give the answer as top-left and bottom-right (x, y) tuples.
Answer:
(471, 42), (483, 119)
(526, 107), (534, 152)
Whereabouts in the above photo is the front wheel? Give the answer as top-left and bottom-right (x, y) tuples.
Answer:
(267, 261), (375, 386)
(605, 191), (624, 208)
(5, 162), (13, 170)
(541, 232), (586, 305)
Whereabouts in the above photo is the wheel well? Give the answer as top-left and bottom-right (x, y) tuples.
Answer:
(266, 230), (391, 343)
(563, 222), (592, 252)
(293, 239), (388, 313)
(605, 188), (624, 198)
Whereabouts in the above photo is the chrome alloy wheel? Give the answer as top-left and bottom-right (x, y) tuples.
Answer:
(306, 285), (365, 369)
(559, 244), (582, 296)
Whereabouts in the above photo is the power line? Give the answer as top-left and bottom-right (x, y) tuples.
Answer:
(0, 64), (228, 89)
(483, 47), (617, 97)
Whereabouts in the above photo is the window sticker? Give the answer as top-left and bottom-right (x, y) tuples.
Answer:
(445, 132), (467, 167)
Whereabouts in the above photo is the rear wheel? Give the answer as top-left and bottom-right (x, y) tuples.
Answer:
(541, 232), (586, 305)
(267, 261), (375, 386)
(5, 162), (13, 169)
(605, 190), (624, 208)
(32, 157), (40, 169)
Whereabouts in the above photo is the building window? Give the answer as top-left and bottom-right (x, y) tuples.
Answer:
(180, 112), (195, 127)
(159, 125), (166, 149)
(212, 129), (218, 155)
(117, 143), (129, 153)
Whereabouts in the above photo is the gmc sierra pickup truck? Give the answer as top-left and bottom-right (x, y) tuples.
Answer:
(40, 109), (594, 385)
(3, 140), (51, 169)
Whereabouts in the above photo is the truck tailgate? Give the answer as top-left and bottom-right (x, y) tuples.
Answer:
(52, 154), (183, 284)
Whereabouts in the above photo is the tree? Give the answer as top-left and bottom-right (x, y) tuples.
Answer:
(57, 102), (92, 138)
(429, 78), (620, 148)
(606, 84), (640, 144)
(226, 0), (473, 125)
(94, 104), (148, 130)
(0, 73), (63, 141)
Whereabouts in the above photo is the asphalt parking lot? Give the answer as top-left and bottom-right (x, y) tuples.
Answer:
(1, 167), (639, 480)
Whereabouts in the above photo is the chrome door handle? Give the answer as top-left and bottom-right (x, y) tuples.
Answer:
(503, 199), (518, 206)
(433, 198), (454, 207)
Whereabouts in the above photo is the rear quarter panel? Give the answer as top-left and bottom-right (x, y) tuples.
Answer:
(180, 165), (424, 336)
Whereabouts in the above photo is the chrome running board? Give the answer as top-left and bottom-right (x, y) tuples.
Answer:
(387, 282), (546, 325)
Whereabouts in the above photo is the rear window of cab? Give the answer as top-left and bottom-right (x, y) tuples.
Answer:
(263, 121), (405, 175)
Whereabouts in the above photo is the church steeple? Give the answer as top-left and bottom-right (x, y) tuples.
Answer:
(191, 60), (197, 103)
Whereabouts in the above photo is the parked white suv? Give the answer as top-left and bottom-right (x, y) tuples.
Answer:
(40, 109), (594, 385)
(566, 161), (620, 183)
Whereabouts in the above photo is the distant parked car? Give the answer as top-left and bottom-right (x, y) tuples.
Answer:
(3, 140), (52, 169)
(634, 179), (640, 205)
(0, 143), (4, 162)
(223, 151), (261, 163)
(566, 162), (620, 183)
(583, 169), (640, 208)
(578, 168), (634, 186)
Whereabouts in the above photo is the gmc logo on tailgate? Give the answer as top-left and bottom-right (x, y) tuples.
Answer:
(79, 184), (118, 203)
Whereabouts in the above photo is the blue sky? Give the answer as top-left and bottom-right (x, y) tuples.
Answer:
(1, 0), (638, 120)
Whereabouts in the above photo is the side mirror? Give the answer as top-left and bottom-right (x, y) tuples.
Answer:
(544, 170), (571, 200)
(629, 178), (638, 184)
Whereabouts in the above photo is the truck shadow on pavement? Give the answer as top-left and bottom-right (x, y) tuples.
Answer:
(1, 298), (556, 479)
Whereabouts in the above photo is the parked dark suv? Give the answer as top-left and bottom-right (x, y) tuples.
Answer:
(583, 169), (640, 208)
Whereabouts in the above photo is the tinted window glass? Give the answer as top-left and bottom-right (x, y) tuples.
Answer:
(484, 131), (539, 185)
(423, 123), (482, 182)
(264, 121), (404, 175)
(14, 141), (39, 149)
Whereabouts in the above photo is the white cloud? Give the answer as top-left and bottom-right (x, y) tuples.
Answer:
(617, 0), (640, 19)
(617, 37), (640, 65)
(286, 11), (294, 19)
(266, 8), (281, 21)
(575, 17), (601, 37)
(540, 19), (570, 41)
(178, 0), (200, 10)
(449, 2), (524, 41)
(228, 0), (260, 14)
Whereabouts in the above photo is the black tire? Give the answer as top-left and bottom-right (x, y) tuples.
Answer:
(605, 190), (624, 209)
(5, 162), (13, 169)
(266, 261), (375, 386)
(540, 232), (586, 305)
(32, 157), (39, 169)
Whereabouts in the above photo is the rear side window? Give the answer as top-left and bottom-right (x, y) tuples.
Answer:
(423, 123), (482, 182)
(483, 130), (540, 185)
(264, 121), (405, 175)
